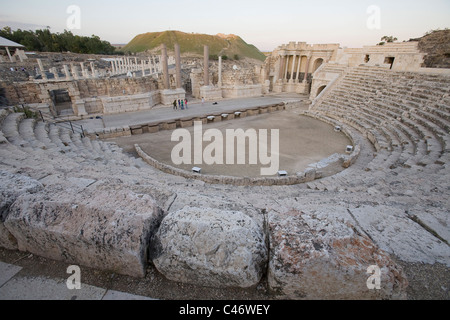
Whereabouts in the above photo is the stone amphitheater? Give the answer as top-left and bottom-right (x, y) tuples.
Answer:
(0, 41), (449, 300)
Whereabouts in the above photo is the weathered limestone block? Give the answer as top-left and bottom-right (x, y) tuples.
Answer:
(0, 170), (43, 250)
(5, 187), (163, 278)
(268, 208), (408, 299)
(152, 206), (268, 288)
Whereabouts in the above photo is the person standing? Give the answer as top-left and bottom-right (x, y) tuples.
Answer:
(201, 97), (205, 106)
(185, 98), (188, 109)
(173, 99), (178, 110)
(181, 99), (184, 110)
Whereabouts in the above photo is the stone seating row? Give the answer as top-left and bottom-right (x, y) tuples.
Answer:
(314, 67), (449, 169)
(0, 109), (137, 168)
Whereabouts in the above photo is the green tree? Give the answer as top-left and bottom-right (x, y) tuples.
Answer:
(0, 26), (116, 54)
(378, 36), (398, 46)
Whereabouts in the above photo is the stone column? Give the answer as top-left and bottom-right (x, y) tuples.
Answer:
(161, 44), (170, 89)
(80, 62), (89, 78)
(110, 60), (116, 75)
(51, 67), (60, 80)
(218, 55), (223, 88)
(90, 62), (96, 78)
(303, 57), (311, 82)
(295, 56), (302, 82)
(63, 65), (72, 80)
(175, 43), (182, 89)
(290, 54), (297, 83)
(279, 56), (286, 80)
(141, 60), (146, 77)
(37, 59), (47, 80)
(148, 57), (152, 74)
(203, 45), (210, 86)
(151, 56), (156, 73)
(283, 55), (290, 81)
(71, 64), (79, 80)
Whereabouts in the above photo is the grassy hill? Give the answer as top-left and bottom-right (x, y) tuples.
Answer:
(121, 30), (267, 61)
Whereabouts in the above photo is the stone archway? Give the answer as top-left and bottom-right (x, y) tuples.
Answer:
(312, 58), (324, 73)
(317, 85), (327, 96)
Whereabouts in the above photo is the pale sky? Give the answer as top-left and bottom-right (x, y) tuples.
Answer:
(0, 0), (449, 51)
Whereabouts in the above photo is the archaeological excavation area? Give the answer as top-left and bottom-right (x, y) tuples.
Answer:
(0, 36), (449, 300)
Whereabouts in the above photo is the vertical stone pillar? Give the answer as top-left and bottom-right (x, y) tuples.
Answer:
(279, 55), (286, 80)
(151, 57), (155, 73)
(283, 55), (289, 81)
(80, 62), (89, 78)
(161, 44), (170, 89)
(203, 45), (209, 86)
(71, 64), (79, 80)
(63, 65), (72, 80)
(295, 55), (302, 82)
(37, 59), (47, 80)
(90, 62), (96, 78)
(141, 60), (145, 77)
(110, 60), (116, 75)
(175, 43), (182, 89)
(52, 67), (60, 80)
(148, 57), (152, 74)
(290, 55), (297, 83)
(303, 57), (311, 82)
(218, 55), (222, 88)
(272, 56), (280, 84)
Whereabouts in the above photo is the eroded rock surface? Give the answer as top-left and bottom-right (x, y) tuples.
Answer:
(0, 170), (43, 250)
(152, 206), (268, 288)
(5, 185), (163, 277)
(268, 208), (409, 299)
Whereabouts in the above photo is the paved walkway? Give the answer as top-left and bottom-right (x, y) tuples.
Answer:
(74, 93), (309, 132)
(0, 260), (155, 300)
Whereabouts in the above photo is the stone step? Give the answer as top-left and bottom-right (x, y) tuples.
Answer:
(34, 122), (58, 149)
(18, 118), (48, 150)
(1, 113), (30, 147)
(48, 125), (72, 152)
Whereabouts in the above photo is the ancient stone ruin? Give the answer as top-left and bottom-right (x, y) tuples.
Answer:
(0, 39), (449, 299)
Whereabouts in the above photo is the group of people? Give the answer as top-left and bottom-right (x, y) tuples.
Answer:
(173, 99), (189, 110)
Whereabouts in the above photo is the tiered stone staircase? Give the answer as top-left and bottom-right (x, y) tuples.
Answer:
(306, 65), (450, 191)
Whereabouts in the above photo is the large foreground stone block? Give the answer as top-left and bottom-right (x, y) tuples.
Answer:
(5, 187), (163, 278)
(268, 209), (408, 299)
(152, 206), (267, 288)
(0, 170), (43, 250)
